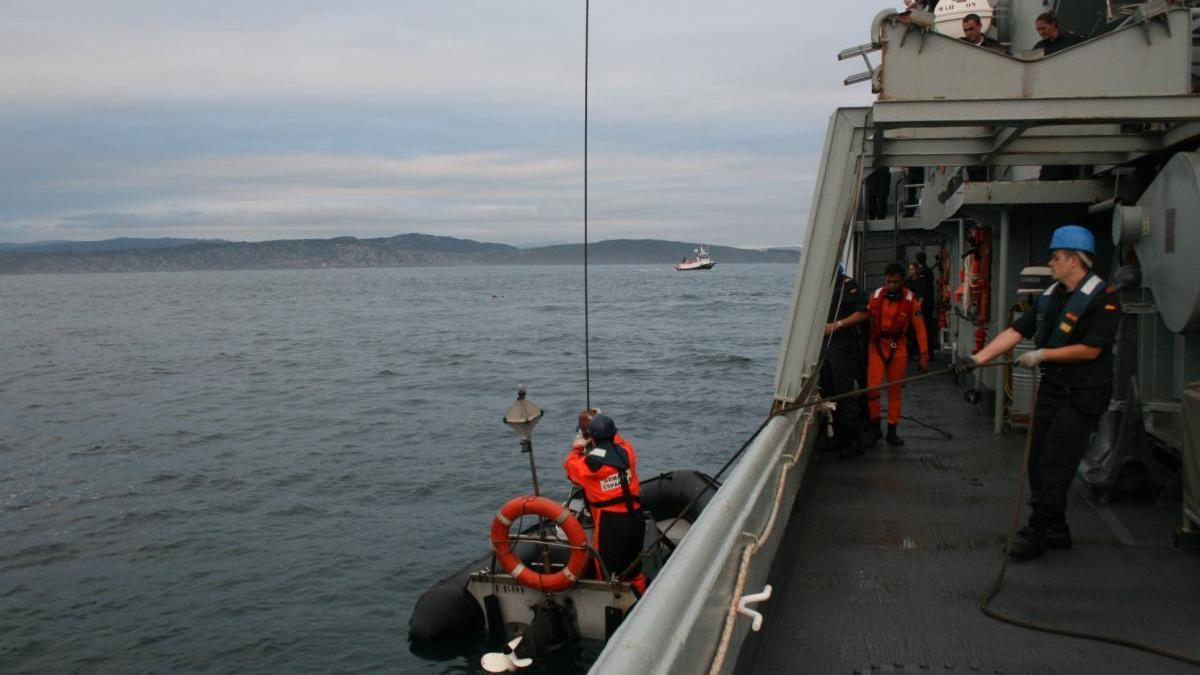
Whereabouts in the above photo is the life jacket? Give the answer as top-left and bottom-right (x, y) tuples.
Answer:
(869, 287), (920, 340)
(576, 436), (640, 513)
(1035, 273), (1105, 349)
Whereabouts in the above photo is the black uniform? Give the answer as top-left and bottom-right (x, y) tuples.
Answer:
(821, 273), (868, 447)
(907, 266), (938, 352)
(1034, 32), (1081, 56)
(1010, 275), (1121, 528)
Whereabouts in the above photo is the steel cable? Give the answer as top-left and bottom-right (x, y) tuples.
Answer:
(582, 0), (591, 409)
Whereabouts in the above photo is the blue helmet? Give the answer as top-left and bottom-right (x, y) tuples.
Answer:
(1047, 225), (1095, 255)
(587, 414), (617, 441)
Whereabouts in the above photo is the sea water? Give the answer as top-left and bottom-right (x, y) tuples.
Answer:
(0, 263), (795, 674)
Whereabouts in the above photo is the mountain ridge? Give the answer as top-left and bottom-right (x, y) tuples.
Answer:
(0, 234), (799, 274)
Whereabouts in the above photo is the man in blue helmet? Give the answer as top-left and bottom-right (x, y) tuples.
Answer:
(956, 225), (1121, 560)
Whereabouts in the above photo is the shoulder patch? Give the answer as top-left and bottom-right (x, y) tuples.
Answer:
(1080, 276), (1102, 295)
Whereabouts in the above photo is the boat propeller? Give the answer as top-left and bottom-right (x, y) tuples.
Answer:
(480, 635), (533, 672)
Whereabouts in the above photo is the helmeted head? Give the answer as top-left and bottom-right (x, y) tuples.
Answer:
(1047, 224), (1094, 280)
(587, 414), (617, 441)
(584, 414), (628, 469)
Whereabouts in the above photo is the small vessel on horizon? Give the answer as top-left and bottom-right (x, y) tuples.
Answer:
(674, 245), (716, 271)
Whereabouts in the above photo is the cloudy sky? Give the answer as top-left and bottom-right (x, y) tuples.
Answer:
(1, 2), (879, 247)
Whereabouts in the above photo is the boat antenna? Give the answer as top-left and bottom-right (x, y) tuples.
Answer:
(583, 0), (592, 409)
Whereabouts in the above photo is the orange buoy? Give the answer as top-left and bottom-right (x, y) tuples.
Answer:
(490, 496), (588, 592)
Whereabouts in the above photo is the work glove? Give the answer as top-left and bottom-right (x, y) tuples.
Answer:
(919, 353), (930, 373)
(953, 356), (978, 377)
(1015, 349), (1046, 369)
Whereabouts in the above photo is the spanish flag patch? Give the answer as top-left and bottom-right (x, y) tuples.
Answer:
(1105, 303), (1117, 311)
(1065, 311), (1079, 321)
(1059, 322), (1073, 334)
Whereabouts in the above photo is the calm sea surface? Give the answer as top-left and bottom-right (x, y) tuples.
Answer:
(1, 263), (796, 674)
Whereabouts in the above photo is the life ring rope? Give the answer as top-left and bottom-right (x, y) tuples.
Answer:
(490, 495), (589, 593)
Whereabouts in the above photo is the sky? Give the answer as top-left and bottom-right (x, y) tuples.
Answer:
(0, 1), (879, 248)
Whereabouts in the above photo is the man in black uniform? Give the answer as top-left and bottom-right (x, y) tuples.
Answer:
(1033, 11), (1080, 56)
(957, 225), (1120, 560)
(909, 251), (938, 352)
(821, 265), (870, 458)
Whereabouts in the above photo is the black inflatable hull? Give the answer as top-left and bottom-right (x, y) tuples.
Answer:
(408, 556), (490, 643)
(407, 469), (719, 643)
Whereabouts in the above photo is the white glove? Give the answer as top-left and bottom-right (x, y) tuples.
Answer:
(1015, 349), (1046, 369)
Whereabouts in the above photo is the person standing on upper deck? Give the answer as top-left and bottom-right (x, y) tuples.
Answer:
(1033, 11), (1080, 55)
(956, 225), (1121, 561)
(864, 263), (930, 448)
(960, 13), (1005, 53)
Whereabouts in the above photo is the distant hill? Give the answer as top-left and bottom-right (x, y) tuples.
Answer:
(0, 237), (226, 254)
(0, 234), (799, 274)
(512, 239), (800, 265)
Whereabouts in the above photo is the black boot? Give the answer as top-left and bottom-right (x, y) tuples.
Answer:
(837, 435), (865, 459)
(885, 424), (904, 446)
(1044, 521), (1072, 549)
(861, 421), (882, 449)
(1008, 525), (1047, 561)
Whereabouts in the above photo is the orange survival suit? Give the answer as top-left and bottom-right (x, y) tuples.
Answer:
(866, 286), (929, 427)
(564, 416), (647, 594)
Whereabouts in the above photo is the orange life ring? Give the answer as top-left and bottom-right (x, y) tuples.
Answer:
(490, 495), (589, 592)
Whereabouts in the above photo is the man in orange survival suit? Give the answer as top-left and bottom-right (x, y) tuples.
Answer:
(564, 411), (647, 594)
(864, 262), (930, 447)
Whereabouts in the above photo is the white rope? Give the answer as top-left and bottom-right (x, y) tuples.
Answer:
(706, 144), (868, 675)
(706, 415), (814, 675)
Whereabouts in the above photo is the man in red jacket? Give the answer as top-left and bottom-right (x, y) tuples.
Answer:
(865, 263), (930, 447)
(564, 411), (647, 594)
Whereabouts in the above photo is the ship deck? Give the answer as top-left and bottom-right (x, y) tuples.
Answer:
(737, 360), (1200, 675)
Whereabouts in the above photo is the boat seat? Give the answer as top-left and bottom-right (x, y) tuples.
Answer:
(655, 518), (691, 547)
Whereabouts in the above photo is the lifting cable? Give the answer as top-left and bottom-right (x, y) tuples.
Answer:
(980, 373), (1200, 669)
(582, 0), (592, 408)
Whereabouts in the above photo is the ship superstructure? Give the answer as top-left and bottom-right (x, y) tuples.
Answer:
(591, 1), (1200, 672)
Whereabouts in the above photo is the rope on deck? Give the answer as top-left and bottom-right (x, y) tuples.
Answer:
(980, 373), (1200, 669)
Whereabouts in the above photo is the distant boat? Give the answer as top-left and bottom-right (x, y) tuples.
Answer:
(674, 245), (716, 271)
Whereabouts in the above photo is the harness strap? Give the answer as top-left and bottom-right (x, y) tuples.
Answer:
(873, 338), (899, 367)
(869, 287), (917, 341)
(1035, 274), (1104, 348)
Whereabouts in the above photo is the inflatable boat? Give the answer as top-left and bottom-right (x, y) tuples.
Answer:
(408, 469), (719, 657)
